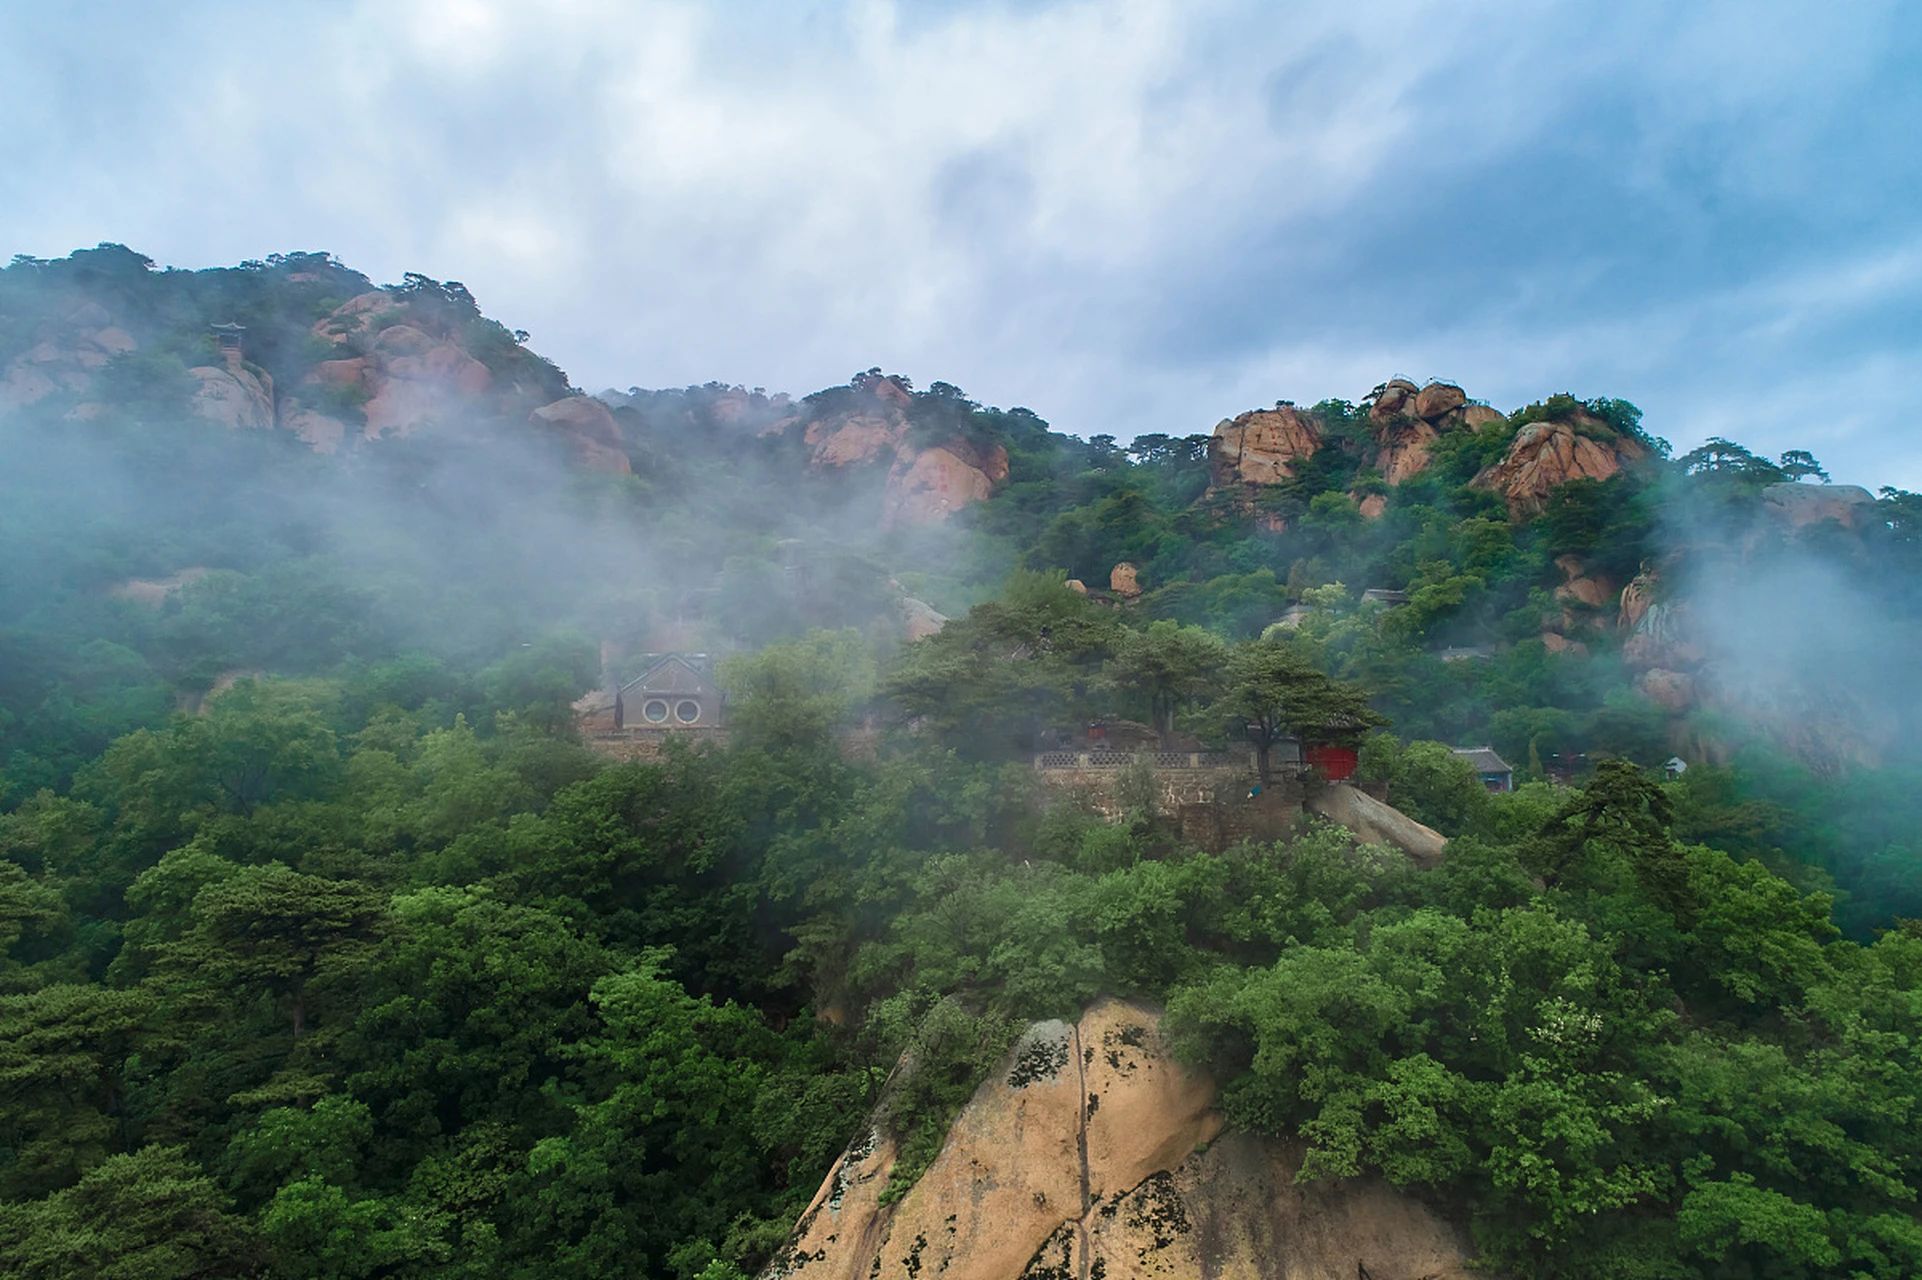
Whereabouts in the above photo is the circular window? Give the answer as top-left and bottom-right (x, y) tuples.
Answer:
(642, 699), (669, 723)
(675, 699), (702, 724)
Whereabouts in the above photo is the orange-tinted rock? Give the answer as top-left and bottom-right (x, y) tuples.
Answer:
(803, 410), (902, 468)
(530, 395), (631, 474)
(1358, 493), (1387, 519)
(1064, 578), (1089, 595)
(881, 440), (1007, 526)
(1553, 554), (1617, 609)
(1369, 378), (1420, 422)
(1542, 631), (1589, 656)
(1414, 381), (1466, 419)
(1207, 406), (1321, 487)
(1461, 403), (1505, 429)
(1472, 420), (1646, 515)
(1619, 569), (1658, 631)
(309, 357), (370, 390)
(1374, 417), (1442, 485)
(1110, 562), (1142, 598)
(772, 1000), (1469, 1280)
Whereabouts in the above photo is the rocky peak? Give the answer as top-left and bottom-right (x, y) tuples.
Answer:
(297, 292), (499, 442)
(529, 395), (631, 474)
(1759, 482), (1878, 531)
(1365, 380), (1495, 486)
(1207, 405), (1321, 489)
(1472, 417), (1648, 515)
(771, 374), (1010, 526)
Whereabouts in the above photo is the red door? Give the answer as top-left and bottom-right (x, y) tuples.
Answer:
(1303, 743), (1359, 781)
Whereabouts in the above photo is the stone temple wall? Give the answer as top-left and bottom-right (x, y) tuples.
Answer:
(1035, 757), (1304, 850)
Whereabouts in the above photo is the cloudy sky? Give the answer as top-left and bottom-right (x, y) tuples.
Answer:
(4, 0), (1919, 485)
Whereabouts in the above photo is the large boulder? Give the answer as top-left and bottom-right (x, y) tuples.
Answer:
(1760, 482), (1877, 531)
(1413, 381), (1466, 420)
(1207, 406), (1322, 488)
(1472, 419), (1646, 515)
(1368, 378), (1420, 423)
(1373, 416), (1443, 486)
(1306, 783), (1448, 868)
(802, 410), (901, 467)
(1553, 554), (1617, 610)
(767, 999), (1470, 1280)
(530, 395), (631, 474)
(307, 294), (498, 441)
(187, 364), (275, 430)
(1110, 561), (1143, 598)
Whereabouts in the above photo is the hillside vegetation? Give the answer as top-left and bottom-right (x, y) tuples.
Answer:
(2, 247), (1921, 1279)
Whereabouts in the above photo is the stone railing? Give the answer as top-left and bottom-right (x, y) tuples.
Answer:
(1033, 749), (1250, 771)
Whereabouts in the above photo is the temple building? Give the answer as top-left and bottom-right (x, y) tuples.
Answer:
(575, 653), (726, 754)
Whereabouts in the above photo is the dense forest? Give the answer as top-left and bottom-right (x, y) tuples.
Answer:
(3, 247), (1922, 1278)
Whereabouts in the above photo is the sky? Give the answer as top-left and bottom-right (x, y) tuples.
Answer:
(3, 0), (1919, 487)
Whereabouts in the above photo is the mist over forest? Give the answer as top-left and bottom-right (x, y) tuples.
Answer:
(3, 243), (1922, 1280)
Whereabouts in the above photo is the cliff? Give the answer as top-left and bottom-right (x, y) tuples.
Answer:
(765, 373), (1010, 526)
(769, 999), (1472, 1280)
(1471, 416), (1648, 515)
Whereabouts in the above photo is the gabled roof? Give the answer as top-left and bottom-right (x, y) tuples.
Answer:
(619, 654), (715, 698)
(1451, 746), (1512, 774)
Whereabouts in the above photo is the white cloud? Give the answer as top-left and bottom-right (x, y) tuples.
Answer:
(1, 0), (1915, 485)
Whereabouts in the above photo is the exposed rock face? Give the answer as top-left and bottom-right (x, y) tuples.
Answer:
(1413, 381), (1466, 419)
(278, 403), (350, 454)
(803, 411), (900, 468)
(1208, 406), (1321, 487)
(1636, 668), (1696, 712)
(1367, 382), (1493, 486)
(770, 376), (1009, 526)
(1472, 419), (1647, 515)
(881, 438), (1010, 527)
(769, 999), (1470, 1280)
(1760, 482), (1877, 530)
(1461, 404), (1506, 429)
(529, 395), (631, 474)
(1368, 378), (1420, 423)
(1110, 562), (1142, 598)
(1618, 567), (1658, 632)
(898, 595), (949, 642)
(1542, 631), (1588, 656)
(1306, 784), (1448, 868)
(108, 567), (212, 607)
(0, 302), (140, 410)
(1357, 492), (1388, 520)
(1374, 417), (1443, 486)
(187, 364), (275, 430)
(310, 294), (497, 440)
(1554, 554), (1617, 610)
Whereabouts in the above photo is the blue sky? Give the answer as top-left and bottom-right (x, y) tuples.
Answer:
(3, 1), (1918, 486)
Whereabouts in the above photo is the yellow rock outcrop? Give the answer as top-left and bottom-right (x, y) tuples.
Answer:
(769, 1000), (1471, 1280)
